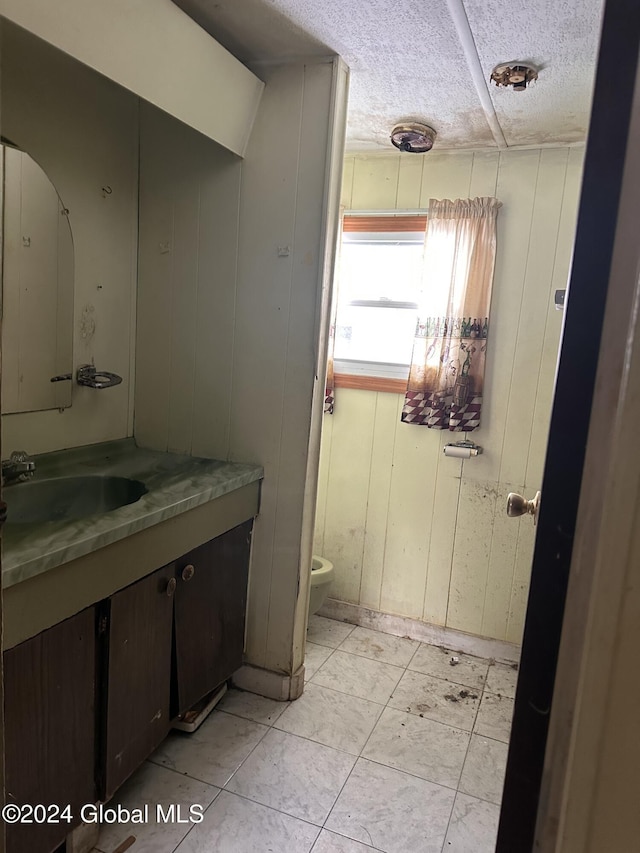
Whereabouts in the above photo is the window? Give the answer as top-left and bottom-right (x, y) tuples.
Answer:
(334, 214), (426, 384)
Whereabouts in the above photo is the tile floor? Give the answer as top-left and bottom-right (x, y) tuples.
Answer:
(92, 616), (517, 853)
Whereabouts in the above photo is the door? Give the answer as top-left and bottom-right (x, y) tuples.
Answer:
(101, 564), (175, 800)
(174, 521), (252, 714)
(4, 608), (96, 853)
(496, 0), (640, 848)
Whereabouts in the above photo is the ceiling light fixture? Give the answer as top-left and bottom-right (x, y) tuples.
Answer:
(390, 122), (437, 153)
(490, 62), (539, 92)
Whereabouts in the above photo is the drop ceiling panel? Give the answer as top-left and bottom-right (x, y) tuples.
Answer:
(464, 0), (603, 146)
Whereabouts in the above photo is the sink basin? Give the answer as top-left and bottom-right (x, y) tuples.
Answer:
(5, 476), (147, 525)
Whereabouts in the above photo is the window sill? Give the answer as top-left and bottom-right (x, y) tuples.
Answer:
(334, 373), (407, 394)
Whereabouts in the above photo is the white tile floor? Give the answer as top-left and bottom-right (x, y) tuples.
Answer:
(92, 616), (517, 853)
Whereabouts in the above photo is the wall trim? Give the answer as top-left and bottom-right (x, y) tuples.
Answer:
(319, 598), (521, 664)
(232, 664), (305, 701)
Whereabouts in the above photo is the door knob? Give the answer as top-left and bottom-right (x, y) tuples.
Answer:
(166, 577), (177, 597)
(181, 564), (195, 582)
(507, 491), (541, 523)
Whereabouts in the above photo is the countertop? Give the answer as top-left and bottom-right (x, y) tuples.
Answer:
(2, 439), (263, 590)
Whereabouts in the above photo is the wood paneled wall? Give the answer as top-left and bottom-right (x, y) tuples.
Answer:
(136, 60), (348, 674)
(314, 147), (584, 644)
(135, 102), (242, 458)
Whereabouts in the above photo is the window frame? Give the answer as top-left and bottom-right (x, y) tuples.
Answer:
(334, 212), (427, 391)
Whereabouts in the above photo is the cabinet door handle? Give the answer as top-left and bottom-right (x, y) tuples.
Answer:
(166, 577), (177, 597)
(182, 564), (195, 582)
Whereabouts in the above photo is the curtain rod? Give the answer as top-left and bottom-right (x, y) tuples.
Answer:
(345, 201), (497, 217)
(345, 209), (428, 216)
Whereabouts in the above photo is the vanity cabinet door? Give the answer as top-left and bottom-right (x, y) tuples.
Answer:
(101, 563), (174, 800)
(174, 520), (252, 714)
(4, 607), (96, 853)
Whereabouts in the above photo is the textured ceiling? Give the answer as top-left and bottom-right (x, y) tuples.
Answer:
(173, 0), (604, 151)
(464, 0), (603, 146)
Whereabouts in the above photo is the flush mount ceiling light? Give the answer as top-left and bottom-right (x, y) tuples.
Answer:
(490, 62), (539, 92)
(390, 122), (437, 153)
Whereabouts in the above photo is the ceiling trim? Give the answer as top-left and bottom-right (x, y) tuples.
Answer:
(446, 0), (508, 149)
(345, 141), (586, 157)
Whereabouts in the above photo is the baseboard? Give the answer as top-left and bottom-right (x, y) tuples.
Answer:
(318, 598), (520, 665)
(232, 663), (305, 701)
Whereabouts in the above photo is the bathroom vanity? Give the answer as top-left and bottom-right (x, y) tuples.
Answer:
(2, 439), (262, 853)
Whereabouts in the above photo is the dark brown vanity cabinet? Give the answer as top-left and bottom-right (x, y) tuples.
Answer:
(100, 562), (175, 800)
(174, 520), (252, 713)
(100, 519), (253, 798)
(4, 608), (96, 853)
(4, 519), (253, 851)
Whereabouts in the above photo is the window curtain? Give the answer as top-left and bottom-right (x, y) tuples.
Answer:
(324, 205), (345, 414)
(401, 197), (501, 431)
(324, 326), (335, 413)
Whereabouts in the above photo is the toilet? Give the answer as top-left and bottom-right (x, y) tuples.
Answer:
(308, 555), (334, 617)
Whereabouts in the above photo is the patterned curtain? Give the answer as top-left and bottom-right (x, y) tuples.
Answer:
(324, 324), (335, 414)
(324, 206), (345, 414)
(402, 197), (501, 431)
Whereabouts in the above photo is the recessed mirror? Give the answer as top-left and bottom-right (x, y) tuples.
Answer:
(1, 142), (74, 413)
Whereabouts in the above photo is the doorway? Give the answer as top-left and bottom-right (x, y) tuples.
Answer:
(313, 1), (640, 850)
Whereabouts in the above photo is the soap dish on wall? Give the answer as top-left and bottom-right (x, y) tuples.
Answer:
(76, 365), (122, 389)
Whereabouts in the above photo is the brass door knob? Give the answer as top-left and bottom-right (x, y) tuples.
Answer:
(507, 491), (541, 523)
(166, 577), (177, 597)
(181, 564), (195, 582)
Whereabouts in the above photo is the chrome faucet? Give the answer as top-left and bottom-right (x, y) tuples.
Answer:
(2, 451), (35, 485)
